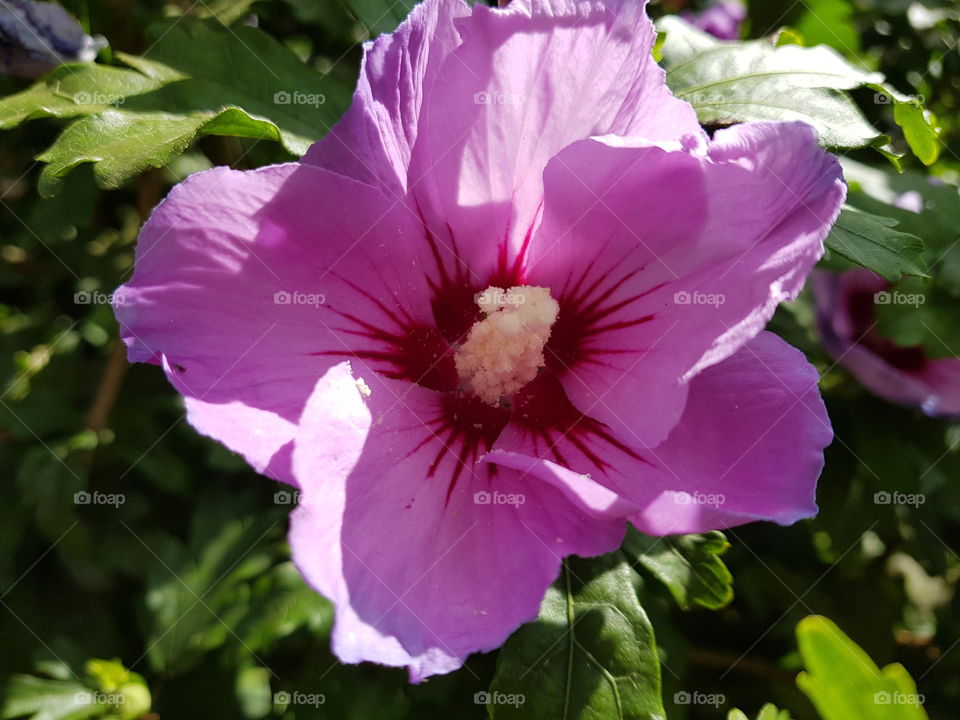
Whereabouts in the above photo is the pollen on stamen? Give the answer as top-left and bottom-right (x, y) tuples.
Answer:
(454, 285), (560, 405)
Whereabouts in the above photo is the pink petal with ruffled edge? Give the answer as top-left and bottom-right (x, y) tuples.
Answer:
(114, 163), (464, 484)
(289, 361), (627, 681)
(407, 0), (705, 273)
(525, 122), (845, 447)
(483, 332), (830, 534)
(303, 0), (469, 195)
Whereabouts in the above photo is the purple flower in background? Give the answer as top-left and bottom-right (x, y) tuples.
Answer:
(115, 0), (843, 680)
(0, 0), (105, 78)
(682, 0), (746, 40)
(813, 269), (960, 417)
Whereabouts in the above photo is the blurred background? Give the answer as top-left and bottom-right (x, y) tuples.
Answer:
(0, 0), (958, 718)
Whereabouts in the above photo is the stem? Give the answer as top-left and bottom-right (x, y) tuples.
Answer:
(84, 340), (128, 432)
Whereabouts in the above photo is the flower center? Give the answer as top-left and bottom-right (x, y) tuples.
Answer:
(454, 285), (560, 405)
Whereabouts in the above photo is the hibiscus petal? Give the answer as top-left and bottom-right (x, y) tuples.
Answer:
(289, 361), (626, 681)
(303, 0), (470, 196)
(527, 121), (845, 446)
(630, 331), (832, 533)
(485, 332), (830, 534)
(114, 163), (451, 481)
(408, 0), (705, 267)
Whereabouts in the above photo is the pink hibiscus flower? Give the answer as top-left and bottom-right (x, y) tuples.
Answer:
(813, 269), (960, 417)
(114, 0), (844, 680)
(681, 0), (746, 40)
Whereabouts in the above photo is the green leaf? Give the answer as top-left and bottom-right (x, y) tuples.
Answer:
(796, 615), (929, 720)
(728, 704), (792, 720)
(235, 666), (272, 720)
(0, 64), (158, 129)
(488, 554), (665, 720)
(824, 206), (928, 281)
(623, 528), (734, 611)
(873, 279), (960, 360)
(341, 0), (418, 36)
(196, 0), (260, 24)
(794, 0), (861, 55)
(142, 491), (284, 673)
(841, 159), (960, 252)
(892, 100), (940, 166)
(0, 19), (352, 195)
(0, 675), (105, 720)
(36, 109), (278, 196)
(657, 17), (885, 150)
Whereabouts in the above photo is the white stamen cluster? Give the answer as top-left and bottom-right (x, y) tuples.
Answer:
(454, 285), (559, 405)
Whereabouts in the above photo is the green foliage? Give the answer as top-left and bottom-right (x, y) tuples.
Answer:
(140, 491), (289, 673)
(1, 658), (151, 720)
(1, 1), (959, 719)
(796, 615), (928, 720)
(0, 19), (351, 195)
(658, 15), (940, 167)
(623, 528), (734, 611)
(728, 704), (792, 720)
(823, 207), (928, 281)
(0, 675), (102, 720)
(838, 159), (960, 358)
(341, 0), (419, 35)
(658, 16), (888, 151)
(488, 555), (665, 720)
(892, 99), (940, 166)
